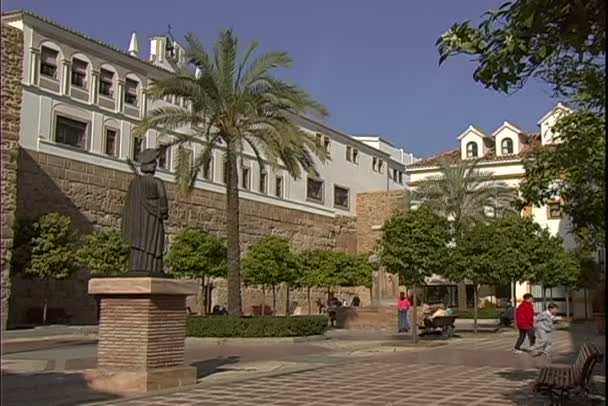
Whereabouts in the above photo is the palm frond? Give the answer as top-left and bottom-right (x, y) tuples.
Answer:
(240, 51), (291, 89)
(133, 106), (201, 137)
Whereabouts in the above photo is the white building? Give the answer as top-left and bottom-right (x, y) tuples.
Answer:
(2, 10), (417, 220)
(406, 103), (602, 317)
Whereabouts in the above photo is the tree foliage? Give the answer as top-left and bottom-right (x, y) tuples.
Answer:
(134, 30), (329, 315)
(242, 236), (298, 289)
(436, 0), (606, 245)
(413, 159), (518, 239)
(165, 228), (227, 280)
(380, 207), (451, 286)
(77, 229), (129, 276)
(297, 249), (372, 290)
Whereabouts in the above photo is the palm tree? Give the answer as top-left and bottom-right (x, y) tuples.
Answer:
(134, 30), (329, 315)
(412, 158), (518, 238)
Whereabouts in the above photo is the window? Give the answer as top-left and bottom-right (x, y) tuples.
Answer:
(315, 133), (322, 145)
(306, 177), (324, 203)
(378, 159), (384, 174)
(501, 138), (514, 155)
(99, 69), (114, 97)
(392, 168), (398, 181)
(259, 169), (267, 193)
(125, 78), (138, 106)
(466, 142), (478, 158)
(547, 202), (562, 219)
(275, 176), (284, 198)
(40, 47), (58, 79)
(241, 166), (251, 190)
(346, 146), (352, 162)
(202, 155), (213, 180)
(323, 137), (331, 154)
(334, 186), (349, 209)
(132, 137), (143, 162)
(372, 157), (378, 171)
(71, 59), (88, 88)
(398, 171), (403, 185)
(104, 128), (118, 157)
(352, 148), (359, 164)
(157, 144), (171, 170)
(55, 116), (87, 149)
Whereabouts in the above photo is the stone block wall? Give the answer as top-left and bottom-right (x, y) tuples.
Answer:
(1, 25), (23, 331)
(9, 149), (359, 324)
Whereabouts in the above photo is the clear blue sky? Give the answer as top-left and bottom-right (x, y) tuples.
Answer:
(3, 0), (558, 157)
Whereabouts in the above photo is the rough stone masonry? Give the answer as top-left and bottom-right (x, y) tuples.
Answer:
(1, 24), (23, 331)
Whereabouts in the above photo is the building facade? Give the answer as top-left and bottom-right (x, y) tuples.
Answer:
(0, 11), (416, 327)
(406, 103), (602, 317)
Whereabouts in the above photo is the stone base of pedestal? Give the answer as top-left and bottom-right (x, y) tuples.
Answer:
(335, 305), (398, 331)
(88, 277), (198, 393)
(84, 366), (197, 393)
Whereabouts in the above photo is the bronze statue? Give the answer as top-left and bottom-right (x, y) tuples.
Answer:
(121, 148), (169, 275)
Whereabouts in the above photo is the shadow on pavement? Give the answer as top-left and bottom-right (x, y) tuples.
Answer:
(1, 370), (122, 406)
(190, 356), (240, 379)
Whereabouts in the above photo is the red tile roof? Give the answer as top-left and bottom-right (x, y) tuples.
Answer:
(408, 133), (541, 169)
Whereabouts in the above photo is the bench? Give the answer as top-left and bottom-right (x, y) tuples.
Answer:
(421, 316), (457, 338)
(534, 342), (603, 399)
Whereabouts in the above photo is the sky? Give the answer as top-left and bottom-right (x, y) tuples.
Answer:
(2, 0), (559, 157)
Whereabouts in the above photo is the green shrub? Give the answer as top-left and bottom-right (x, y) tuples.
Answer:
(455, 307), (501, 319)
(187, 315), (328, 337)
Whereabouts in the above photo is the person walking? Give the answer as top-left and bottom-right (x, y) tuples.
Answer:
(398, 292), (411, 333)
(530, 303), (559, 358)
(513, 293), (536, 353)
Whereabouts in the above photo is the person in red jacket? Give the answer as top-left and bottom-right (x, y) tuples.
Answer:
(513, 293), (536, 353)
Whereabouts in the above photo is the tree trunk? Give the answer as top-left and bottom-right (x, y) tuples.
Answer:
(584, 288), (588, 319)
(542, 285), (546, 309)
(272, 284), (276, 315)
(285, 285), (290, 316)
(225, 143), (242, 316)
(473, 284), (479, 334)
(42, 279), (49, 325)
(565, 289), (570, 322)
(199, 278), (205, 315)
(261, 285), (266, 316)
(412, 286), (418, 344)
(549, 287), (553, 303)
(307, 287), (312, 315)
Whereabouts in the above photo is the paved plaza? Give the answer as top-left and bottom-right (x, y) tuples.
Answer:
(1, 324), (605, 405)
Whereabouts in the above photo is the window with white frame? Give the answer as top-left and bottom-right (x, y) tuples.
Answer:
(352, 148), (359, 164)
(372, 157), (378, 171)
(132, 137), (143, 162)
(40, 46), (58, 79)
(99, 69), (114, 97)
(71, 59), (88, 89)
(55, 116), (88, 149)
(259, 168), (267, 193)
(157, 143), (171, 170)
(466, 142), (478, 158)
(202, 154), (213, 180)
(241, 166), (251, 190)
(398, 171), (403, 185)
(501, 138), (514, 155)
(306, 177), (324, 203)
(378, 159), (384, 174)
(346, 146), (352, 162)
(104, 128), (119, 157)
(125, 78), (138, 106)
(275, 176), (284, 198)
(334, 185), (349, 209)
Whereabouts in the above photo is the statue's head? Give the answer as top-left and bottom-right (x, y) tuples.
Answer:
(139, 148), (159, 174)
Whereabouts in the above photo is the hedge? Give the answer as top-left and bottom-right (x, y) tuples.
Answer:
(187, 315), (328, 337)
(455, 307), (501, 319)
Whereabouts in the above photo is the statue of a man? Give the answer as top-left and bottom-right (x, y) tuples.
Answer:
(121, 148), (169, 275)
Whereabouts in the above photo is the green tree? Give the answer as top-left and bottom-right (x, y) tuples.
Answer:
(77, 229), (129, 277)
(16, 213), (78, 324)
(134, 30), (329, 315)
(242, 236), (298, 315)
(436, 0), (606, 245)
(380, 207), (451, 342)
(165, 228), (227, 315)
(450, 222), (504, 333)
(412, 159), (517, 239)
(297, 250), (326, 314)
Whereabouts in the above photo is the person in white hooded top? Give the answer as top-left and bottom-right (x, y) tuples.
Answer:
(530, 303), (559, 358)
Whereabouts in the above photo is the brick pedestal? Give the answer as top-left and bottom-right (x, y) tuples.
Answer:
(85, 277), (198, 393)
(336, 305), (398, 331)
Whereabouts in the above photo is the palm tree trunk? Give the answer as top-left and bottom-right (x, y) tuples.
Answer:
(225, 144), (242, 316)
(565, 288), (570, 322)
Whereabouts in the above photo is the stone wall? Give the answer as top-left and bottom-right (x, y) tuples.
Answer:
(9, 149), (358, 324)
(1, 25), (23, 331)
(355, 190), (408, 255)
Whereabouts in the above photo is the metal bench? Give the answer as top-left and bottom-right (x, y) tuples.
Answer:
(534, 342), (603, 399)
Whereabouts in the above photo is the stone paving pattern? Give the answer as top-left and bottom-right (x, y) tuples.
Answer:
(93, 328), (605, 406)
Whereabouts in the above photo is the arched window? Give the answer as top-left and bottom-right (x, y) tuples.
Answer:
(466, 142), (478, 158)
(501, 138), (514, 155)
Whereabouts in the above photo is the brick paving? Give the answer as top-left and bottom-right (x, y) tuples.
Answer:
(89, 328), (605, 406)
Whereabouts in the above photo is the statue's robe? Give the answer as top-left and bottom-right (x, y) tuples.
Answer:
(121, 174), (168, 273)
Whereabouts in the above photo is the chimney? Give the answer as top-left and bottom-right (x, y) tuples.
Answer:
(128, 32), (140, 57)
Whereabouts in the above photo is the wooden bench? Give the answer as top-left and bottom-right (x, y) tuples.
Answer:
(534, 342), (603, 399)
